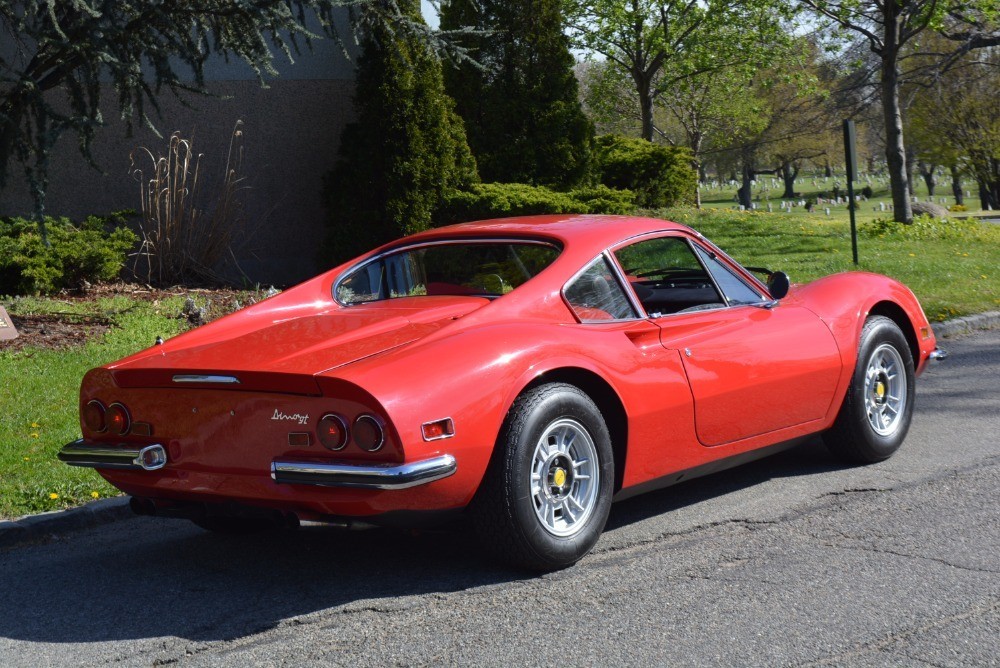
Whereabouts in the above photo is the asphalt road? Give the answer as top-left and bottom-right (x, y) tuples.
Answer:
(2, 329), (998, 667)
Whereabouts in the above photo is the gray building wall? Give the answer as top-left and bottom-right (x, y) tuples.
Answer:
(1, 28), (358, 286)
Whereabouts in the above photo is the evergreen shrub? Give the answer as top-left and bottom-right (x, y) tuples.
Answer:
(592, 135), (696, 208)
(323, 3), (478, 264)
(437, 183), (635, 225)
(0, 213), (137, 295)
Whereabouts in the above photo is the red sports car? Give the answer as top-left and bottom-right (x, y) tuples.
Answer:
(59, 215), (944, 570)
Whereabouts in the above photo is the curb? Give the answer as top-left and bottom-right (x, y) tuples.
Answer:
(931, 310), (1000, 339)
(3, 311), (999, 551)
(0, 497), (131, 550)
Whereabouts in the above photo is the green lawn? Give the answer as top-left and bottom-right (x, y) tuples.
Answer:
(2, 208), (998, 520)
(0, 292), (248, 519)
(657, 207), (1000, 322)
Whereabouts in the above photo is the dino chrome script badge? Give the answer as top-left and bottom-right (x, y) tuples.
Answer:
(0, 306), (19, 341)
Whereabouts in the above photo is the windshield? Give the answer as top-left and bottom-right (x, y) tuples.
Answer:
(335, 241), (561, 305)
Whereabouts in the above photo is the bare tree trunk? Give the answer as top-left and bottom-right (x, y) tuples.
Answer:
(737, 160), (754, 210)
(881, 49), (913, 223)
(634, 71), (655, 142)
(824, 158), (832, 178)
(780, 161), (798, 199)
(919, 162), (937, 197)
(905, 146), (917, 196)
(951, 165), (963, 206)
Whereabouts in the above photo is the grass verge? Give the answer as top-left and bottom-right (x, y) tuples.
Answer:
(0, 291), (260, 519)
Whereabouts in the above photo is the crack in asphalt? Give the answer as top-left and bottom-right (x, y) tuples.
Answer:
(793, 598), (1000, 667)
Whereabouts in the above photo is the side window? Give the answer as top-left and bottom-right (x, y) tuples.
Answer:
(564, 257), (638, 322)
(613, 236), (724, 316)
(693, 246), (764, 306)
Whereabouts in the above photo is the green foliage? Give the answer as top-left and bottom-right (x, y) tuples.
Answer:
(440, 0), (593, 188)
(0, 213), (137, 295)
(592, 135), (697, 208)
(861, 215), (987, 241)
(436, 182), (636, 225)
(567, 185), (637, 215)
(437, 183), (586, 225)
(861, 185), (874, 198)
(323, 4), (478, 264)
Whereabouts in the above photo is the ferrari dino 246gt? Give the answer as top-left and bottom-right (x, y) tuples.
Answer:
(59, 215), (944, 570)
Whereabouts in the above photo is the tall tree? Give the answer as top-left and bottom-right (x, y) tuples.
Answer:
(909, 48), (1000, 210)
(796, 0), (1000, 223)
(324, 0), (478, 264)
(440, 0), (593, 187)
(564, 0), (793, 142)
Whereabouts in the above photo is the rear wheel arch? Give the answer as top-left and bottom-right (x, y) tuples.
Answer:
(522, 368), (628, 493)
(867, 300), (920, 369)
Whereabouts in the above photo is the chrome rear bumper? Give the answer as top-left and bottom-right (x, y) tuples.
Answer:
(58, 439), (168, 471)
(271, 454), (457, 490)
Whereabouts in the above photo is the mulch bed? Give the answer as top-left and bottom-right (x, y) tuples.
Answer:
(0, 282), (258, 353)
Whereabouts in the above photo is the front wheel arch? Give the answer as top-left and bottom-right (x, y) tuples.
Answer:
(868, 300), (921, 369)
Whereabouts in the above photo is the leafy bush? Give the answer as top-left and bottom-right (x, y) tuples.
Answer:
(436, 182), (636, 225)
(860, 214), (985, 241)
(861, 185), (874, 198)
(568, 185), (636, 215)
(592, 135), (696, 208)
(0, 213), (137, 295)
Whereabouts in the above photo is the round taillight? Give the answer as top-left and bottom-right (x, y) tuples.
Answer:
(317, 413), (349, 451)
(83, 400), (106, 433)
(106, 402), (131, 436)
(354, 414), (385, 452)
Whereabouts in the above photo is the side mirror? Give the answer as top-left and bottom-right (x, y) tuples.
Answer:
(768, 271), (790, 300)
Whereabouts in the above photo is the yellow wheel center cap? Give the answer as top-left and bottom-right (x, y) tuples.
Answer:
(553, 468), (567, 488)
(875, 381), (885, 399)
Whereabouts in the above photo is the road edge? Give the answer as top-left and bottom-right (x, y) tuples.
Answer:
(932, 310), (1000, 339)
(3, 310), (998, 551)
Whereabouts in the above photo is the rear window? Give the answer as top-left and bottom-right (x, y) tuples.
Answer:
(336, 241), (561, 305)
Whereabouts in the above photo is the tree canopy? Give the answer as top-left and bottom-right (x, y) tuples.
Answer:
(440, 0), (593, 188)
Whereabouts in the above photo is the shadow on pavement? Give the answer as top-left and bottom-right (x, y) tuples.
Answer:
(0, 437), (847, 646)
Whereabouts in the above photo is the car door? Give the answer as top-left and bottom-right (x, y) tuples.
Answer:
(612, 233), (842, 447)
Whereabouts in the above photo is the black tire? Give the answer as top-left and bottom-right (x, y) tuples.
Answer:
(471, 383), (615, 571)
(823, 316), (916, 463)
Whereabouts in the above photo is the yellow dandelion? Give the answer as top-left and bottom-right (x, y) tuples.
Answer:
(30, 433), (38, 438)
(981, 275), (988, 279)
(23, 457), (30, 461)
(908, 253), (916, 257)
(31, 422), (40, 428)
(90, 491), (100, 499)
(963, 253), (969, 256)
(49, 493), (59, 500)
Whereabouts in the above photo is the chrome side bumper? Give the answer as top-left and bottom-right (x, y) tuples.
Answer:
(930, 348), (948, 363)
(58, 439), (168, 471)
(271, 454), (457, 490)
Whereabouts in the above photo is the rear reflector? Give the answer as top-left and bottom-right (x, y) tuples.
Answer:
(421, 418), (455, 441)
(130, 422), (153, 437)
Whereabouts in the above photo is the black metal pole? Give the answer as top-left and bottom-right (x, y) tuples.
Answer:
(843, 120), (859, 265)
